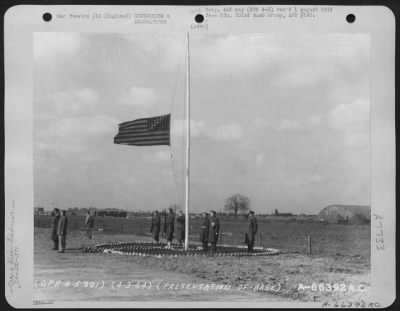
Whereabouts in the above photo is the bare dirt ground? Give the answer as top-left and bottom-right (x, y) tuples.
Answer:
(34, 228), (287, 302)
(34, 227), (370, 304)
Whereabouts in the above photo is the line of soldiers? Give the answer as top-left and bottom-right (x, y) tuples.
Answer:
(50, 208), (258, 253)
(150, 209), (258, 253)
(150, 208), (185, 248)
(50, 208), (68, 253)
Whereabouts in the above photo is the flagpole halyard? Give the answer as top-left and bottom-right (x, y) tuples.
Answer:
(184, 33), (190, 251)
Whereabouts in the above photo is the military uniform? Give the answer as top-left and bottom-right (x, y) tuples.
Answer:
(176, 214), (185, 246)
(247, 215), (258, 252)
(57, 215), (68, 253)
(150, 214), (161, 242)
(165, 213), (175, 243)
(161, 213), (167, 236)
(200, 215), (209, 251)
(209, 214), (220, 253)
(85, 213), (94, 239)
(51, 213), (60, 250)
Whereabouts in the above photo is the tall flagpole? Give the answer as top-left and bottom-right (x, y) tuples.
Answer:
(184, 33), (190, 251)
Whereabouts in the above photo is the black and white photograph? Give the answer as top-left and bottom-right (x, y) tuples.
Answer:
(4, 5), (396, 308)
(32, 31), (372, 302)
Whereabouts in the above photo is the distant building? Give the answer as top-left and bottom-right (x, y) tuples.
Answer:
(95, 209), (127, 217)
(273, 209), (293, 216)
(318, 205), (370, 224)
(34, 207), (44, 215)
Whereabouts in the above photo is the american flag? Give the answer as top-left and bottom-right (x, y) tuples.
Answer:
(114, 114), (170, 146)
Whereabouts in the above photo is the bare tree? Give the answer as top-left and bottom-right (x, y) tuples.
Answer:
(224, 194), (250, 219)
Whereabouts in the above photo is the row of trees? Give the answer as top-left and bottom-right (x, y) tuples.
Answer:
(37, 193), (253, 218)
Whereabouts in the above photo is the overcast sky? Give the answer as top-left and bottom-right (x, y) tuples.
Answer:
(33, 32), (370, 214)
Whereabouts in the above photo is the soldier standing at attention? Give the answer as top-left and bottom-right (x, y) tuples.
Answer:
(85, 210), (94, 239)
(200, 212), (209, 251)
(176, 211), (185, 247)
(150, 210), (161, 243)
(161, 209), (167, 237)
(51, 208), (60, 250)
(246, 211), (258, 252)
(57, 210), (68, 253)
(209, 210), (220, 253)
(165, 208), (175, 248)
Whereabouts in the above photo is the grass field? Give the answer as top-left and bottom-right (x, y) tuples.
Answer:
(34, 215), (370, 303)
(35, 228), (285, 303)
(35, 215), (370, 258)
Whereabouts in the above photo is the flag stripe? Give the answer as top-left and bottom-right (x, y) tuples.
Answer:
(114, 135), (169, 142)
(119, 124), (148, 130)
(115, 135), (169, 141)
(114, 134), (169, 141)
(115, 140), (169, 146)
(119, 125), (147, 131)
(115, 132), (169, 138)
(119, 119), (148, 128)
(115, 139), (169, 144)
(116, 129), (169, 135)
(114, 136), (169, 143)
(120, 123), (147, 128)
(117, 128), (148, 134)
(119, 117), (150, 125)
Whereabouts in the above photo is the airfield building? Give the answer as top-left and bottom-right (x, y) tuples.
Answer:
(95, 209), (127, 217)
(318, 205), (370, 224)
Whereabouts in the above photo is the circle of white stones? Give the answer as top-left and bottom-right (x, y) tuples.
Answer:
(83, 241), (280, 257)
